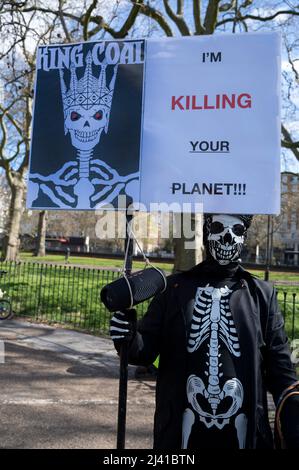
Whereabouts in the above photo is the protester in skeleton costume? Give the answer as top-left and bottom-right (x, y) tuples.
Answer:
(110, 214), (299, 449)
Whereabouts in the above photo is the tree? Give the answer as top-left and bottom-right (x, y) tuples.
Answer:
(0, 172), (10, 238)
(0, 6), (60, 260)
(34, 210), (48, 256)
(1, 0), (298, 266)
(0, 80), (32, 260)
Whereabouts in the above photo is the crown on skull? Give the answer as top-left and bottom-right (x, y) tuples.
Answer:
(59, 51), (118, 113)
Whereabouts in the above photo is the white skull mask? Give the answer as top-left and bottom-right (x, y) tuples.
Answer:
(207, 214), (246, 265)
(64, 104), (109, 151)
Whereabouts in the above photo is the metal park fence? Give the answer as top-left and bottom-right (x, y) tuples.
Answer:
(0, 261), (298, 341)
(0, 261), (120, 334)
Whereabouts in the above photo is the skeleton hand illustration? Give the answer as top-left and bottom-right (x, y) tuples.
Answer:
(29, 158), (139, 208)
(30, 161), (78, 186)
(91, 159), (139, 207)
(29, 161), (79, 207)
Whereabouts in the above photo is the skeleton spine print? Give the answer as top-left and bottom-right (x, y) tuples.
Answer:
(27, 40), (144, 210)
(182, 284), (248, 449)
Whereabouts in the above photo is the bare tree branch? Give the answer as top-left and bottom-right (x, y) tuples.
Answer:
(219, 1), (236, 13)
(240, 9), (299, 22)
(204, 0), (221, 34)
(239, 0), (253, 8)
(137, 1), (173, 36)
(0, 105), (24, 138)
(286, 42), (299, 83)
(13, 0), (174, 38)
(97, 0), (144, 38)
(58, 0), (72, 42)
(281, 124), (299, 161)
(163, 0), (190, 35)
(217, 8), (299, 27)
(193, 0), (205, 34)
(0, 115), (8, 157)
(82, 0), (98, 41)
(18, 95), (31, 173)
(282, 170), (299, 176)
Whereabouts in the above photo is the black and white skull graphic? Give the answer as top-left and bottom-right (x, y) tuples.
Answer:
(64, 104), (108, 151)
(207, 214), (246, 265)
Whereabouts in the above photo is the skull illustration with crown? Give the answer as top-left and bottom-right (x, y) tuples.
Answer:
(28, 48), (140, 209)
(60, 51), (117, 151)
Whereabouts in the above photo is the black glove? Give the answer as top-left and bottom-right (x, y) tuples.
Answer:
(110, 309), (137, 345)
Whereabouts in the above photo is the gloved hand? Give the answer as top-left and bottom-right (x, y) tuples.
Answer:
(110, 309), (137, 344)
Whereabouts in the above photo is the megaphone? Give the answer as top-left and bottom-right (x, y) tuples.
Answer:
(100, 266), (167, 312)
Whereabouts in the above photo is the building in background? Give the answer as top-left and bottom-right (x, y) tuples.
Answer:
(276, 172), (299, 265)
(245, 172), (299, 266)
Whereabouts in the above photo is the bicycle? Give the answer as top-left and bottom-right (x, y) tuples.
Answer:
(0, 270), (13, 320)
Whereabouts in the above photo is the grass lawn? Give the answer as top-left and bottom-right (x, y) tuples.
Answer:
(20, 252), (299, 282)
(3, 252), (297, 339)
(248, 270), (299, 284)
(1, 260), (118, 334)
(19, 251), (173, 272)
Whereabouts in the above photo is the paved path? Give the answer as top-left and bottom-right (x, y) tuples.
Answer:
(0, 319), (155, 449)
(0, 319), (277, 449)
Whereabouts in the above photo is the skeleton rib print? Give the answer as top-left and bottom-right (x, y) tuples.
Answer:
(187, 284), (240, 357)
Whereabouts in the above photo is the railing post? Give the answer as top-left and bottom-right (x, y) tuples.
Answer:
(36, 263), (44, 318)
(291, 293), (296, 342)
(264, 215), (271, 281)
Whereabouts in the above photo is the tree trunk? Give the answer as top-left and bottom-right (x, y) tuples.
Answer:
(173, 213), (204, 272)
(3, 181), (25, 261)
(35, 210), (48, 257)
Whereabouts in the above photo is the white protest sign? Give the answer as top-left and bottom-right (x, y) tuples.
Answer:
(140, 32), (281, 214)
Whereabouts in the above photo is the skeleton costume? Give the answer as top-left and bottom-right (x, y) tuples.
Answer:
(182, 215), (252, 449)
(111, 214), (299, 449)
